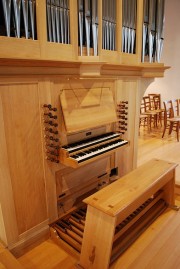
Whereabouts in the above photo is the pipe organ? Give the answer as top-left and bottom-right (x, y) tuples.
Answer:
(122, 0), (137, 54)
(142, 0), (165, 63)
(0, 0), (36, 39)
(0, 0), (165, 62)
(46, 0), (70, 44)
(0, 0), (170, 266)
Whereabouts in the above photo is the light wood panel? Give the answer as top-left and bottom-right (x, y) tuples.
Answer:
(79, 205), (116, 269)
(0, 96), (18, 245)
(56, 157), (110, 214)
(56, 157), (110, 196)
(0, 83), (47, 234)
(38, 80), (60, 223)
(0, 37), (40, 60)
(115, 79), (140, 176)
(60, 87), (117, 133)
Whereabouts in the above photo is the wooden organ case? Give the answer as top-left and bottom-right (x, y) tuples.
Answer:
(0, 0), (171, 266)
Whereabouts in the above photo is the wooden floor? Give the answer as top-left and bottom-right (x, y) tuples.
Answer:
(17, 126), (180, 269)
(138, 126), (180, 185)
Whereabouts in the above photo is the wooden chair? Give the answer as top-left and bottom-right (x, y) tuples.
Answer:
(139, 101), (149, 128)
(153, 94), (164, 126)
(162, 100), (180, 142)
(148, 93), (160, 109)
(172, 98), (180, 117)
(142, 96), (158, 129)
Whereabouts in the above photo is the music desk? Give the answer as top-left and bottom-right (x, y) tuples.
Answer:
(78, 159), (178, 269)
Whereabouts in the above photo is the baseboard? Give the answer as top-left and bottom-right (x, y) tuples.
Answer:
(8, 220), (50, 257)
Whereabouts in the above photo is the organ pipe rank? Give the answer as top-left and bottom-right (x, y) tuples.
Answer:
(1, 0), (36, 39)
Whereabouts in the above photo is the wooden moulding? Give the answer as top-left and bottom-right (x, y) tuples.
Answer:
(0, 58), (170, 78)
(101, 63), (171, 78)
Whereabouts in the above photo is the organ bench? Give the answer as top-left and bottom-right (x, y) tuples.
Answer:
(78, 159), (178, 269)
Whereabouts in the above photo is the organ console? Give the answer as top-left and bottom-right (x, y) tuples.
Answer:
(58, 87), (129, 168)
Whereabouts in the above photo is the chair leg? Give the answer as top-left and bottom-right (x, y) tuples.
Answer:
(158, 112), (162, 126)
(162, 122), (167, 138)
(159, 112), (163, 126)
(169, 122), (173, 134)
(154, 115), (156, 127)
(177, 122), (179, 142)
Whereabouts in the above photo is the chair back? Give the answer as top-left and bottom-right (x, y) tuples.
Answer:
(153, 94), (161, 109)
(172, 99), (179, 117)
(143, 96), (152, 111)
(163, 100), (174, 121)
(140, 101), (146, 114)
(148, 94), (161, 109)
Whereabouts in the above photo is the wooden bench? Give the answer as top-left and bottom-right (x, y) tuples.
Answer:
(79, 159), (178, 269)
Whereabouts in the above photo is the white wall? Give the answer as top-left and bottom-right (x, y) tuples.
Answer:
(145, 0), (180, 102)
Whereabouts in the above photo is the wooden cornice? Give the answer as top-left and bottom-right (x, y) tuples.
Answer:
(100, 63), (170, 78)
(0, 58), (170, 78)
